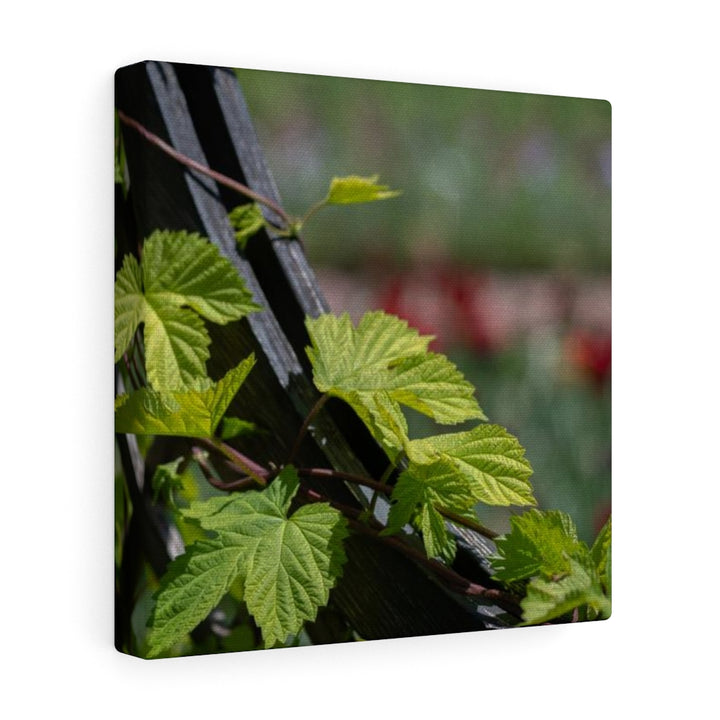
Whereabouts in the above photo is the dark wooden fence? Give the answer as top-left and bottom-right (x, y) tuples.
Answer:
(114, 60), (516, 653)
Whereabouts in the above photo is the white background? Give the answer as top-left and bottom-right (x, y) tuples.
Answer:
(2, 1), (718, 717)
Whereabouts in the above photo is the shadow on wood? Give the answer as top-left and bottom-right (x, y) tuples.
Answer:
(114, 60), (515, 652)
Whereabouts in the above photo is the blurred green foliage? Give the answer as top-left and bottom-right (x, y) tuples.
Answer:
(401, 340), (610, 545)
(235, 68), (610, 272)
(117, 72), (611, 653)
(461, 344), (608, 545)
(233, 67), (610, 545)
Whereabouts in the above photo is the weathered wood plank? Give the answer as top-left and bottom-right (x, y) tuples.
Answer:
(115, 60), (512, 643)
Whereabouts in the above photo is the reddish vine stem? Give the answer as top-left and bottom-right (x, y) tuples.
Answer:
(222, 459), (265, 481)
(297, 465), (498, 541)
(435, 507), (499, 541)
(297, 486), (523, 619)
(117, 110), (292, 228)
(192, 448), (256, 492)
(191, 433), (507, 598)
(197, 437), (270, 487)
(210, 475), (256, 492)
(296, 467), (392, 496)
(299, 486), (385, 532)
(287, 393), (329, 465)
(368, 525), (521, 616)
(121, 352), (139, 391)
(190, 444), (519, 615)
(364, 523), (522, 617)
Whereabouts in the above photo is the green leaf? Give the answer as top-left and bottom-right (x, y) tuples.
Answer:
(491, 509), (580, 583)
(305, 312), (485, 456)
(407, 425), (535, 507)
(142, 303), (211, 391)
(161, 466), (348, 650)
(418, 503), (456, 564)
(491, 509), (611, 624)
(114, 253), (144, 364)
(229, 203), (266, 249)
(147, 539), (246, 657)
(382, 352), (487, 424)
(114, 230), (260, 390)
(521, 557), (611, 625)
(384, 458), (476, 562)
(307, 312), (432, 391)
(115, 355), (255, 437)
(344, 390), (410, 461)
(591, 515), (611, 597)
(324, 175), (401, 205)
(218, 416), (258, 440)
(150, 457), (184, 504)
(141, 230), (259, 323)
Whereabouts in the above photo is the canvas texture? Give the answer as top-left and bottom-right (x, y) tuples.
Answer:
(114, 61), (611, 659)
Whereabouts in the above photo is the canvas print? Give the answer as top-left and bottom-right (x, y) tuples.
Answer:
(114, 61), (611, 659)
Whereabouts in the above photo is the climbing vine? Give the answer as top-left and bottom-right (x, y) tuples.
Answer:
(115, 113), (610, 659)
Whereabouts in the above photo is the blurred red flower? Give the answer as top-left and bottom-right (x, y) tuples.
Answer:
(565, 329), (611, 389)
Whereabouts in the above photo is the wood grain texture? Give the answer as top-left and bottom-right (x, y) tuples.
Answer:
(115, 60), (514, 643)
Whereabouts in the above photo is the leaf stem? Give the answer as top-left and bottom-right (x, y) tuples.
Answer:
(296, 464), (498, 541)
(297, 487), (385, 533)
(117, 110), (293, 228)
(287, 392), (329, 465)
(192, 447), (257, 492)
(366, 460), (397, 518)
(296, 467), (392, 496)
(435, 507), (499, 541)
(298, 197), (328, 229)
(381, 529), (523, 617)
(198, 437), (269, 487)
(297, 485), (522, 619)
(121, 352), (139, 391)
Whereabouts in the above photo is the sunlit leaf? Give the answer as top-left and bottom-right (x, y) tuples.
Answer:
(408, 425), (535, 507)
(491, 509), (580, 584)
(591, 515), (611, 597)
(148, 467), (348, 654)
(229, 203), (266, 249)
(305, 312), (485, 457)
(521, 557), (611, 625)
(150, 457), (184, 504)
(147, 539), (245, 657)
(325, 175), (401, 205)
(307, 311), (432, 392)
(114, 230), (260, 390)
(384, 458), (476, 562)
(115, 356), (255, 437)
(490, 509), (611, 624)
(218, 416), (258, 440)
